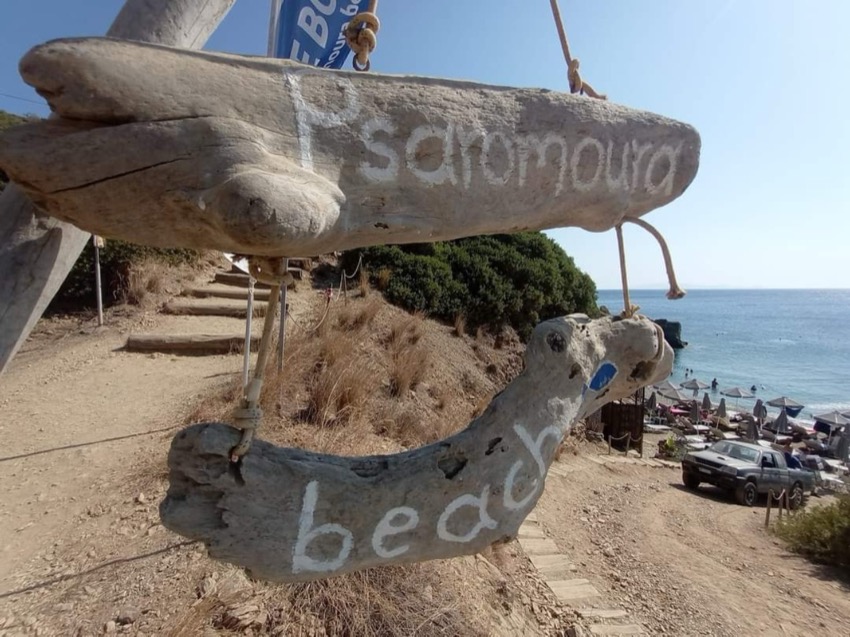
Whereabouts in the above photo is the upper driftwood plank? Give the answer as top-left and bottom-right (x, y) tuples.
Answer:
(0, 38), (700, 256)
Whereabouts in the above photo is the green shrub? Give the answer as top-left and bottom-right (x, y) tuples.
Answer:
(342, 233), (597, 340)
(775, 495), (850, 570)
(50, 239), (198, 311)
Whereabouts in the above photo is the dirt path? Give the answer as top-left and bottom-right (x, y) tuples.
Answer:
(536, 449), (850, 636)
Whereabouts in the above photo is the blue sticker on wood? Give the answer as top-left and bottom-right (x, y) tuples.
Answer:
(588, 362), (617, 391)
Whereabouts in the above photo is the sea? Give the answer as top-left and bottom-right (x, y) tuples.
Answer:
(595, 289), (850, 421)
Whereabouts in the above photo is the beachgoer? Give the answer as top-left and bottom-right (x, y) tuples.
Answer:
(750, 384), (757, 392)
(782, 442), (803, 470)
(711, 378), (718, 390)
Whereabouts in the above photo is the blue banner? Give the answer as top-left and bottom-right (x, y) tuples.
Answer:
(273, 0), (367, 68)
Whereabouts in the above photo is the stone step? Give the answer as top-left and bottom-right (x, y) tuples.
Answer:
(547, 579), (600, 601)
(524, 511), (538, 523)
(184, 284), (272, 301)
(518, 538), (560, 555)
(164, 299), (268, 318)
(126, 333), (260, 355)
(532, 556), (576, 581)
(588, 624), (644, 635)
(577, 609), (629, 620)
(518, 524), (547, 539)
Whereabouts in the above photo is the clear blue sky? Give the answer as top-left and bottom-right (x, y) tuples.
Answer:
(2, 1), (848, 289)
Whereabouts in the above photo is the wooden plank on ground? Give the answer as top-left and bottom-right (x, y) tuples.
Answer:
(164, 300), (267, 318)
(126, 333), (259, 354)
(184, 285), (272, 301)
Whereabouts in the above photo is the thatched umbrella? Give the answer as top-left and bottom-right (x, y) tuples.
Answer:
(701, 392), (712, 412)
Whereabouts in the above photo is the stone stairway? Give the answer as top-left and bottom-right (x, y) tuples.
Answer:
(519, 511), (645, 636)
(516, 453), (676, 636)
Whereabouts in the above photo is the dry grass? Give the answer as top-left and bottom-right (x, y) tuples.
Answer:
(336, 296), (381, 331)
(123, 257), (169, 305)
(269, 563), (488, 637)
(376, 267), (391, 291)
(386, 314), (430, 398)
(453, 313), (466, 337)
(358, 266), (370, 297)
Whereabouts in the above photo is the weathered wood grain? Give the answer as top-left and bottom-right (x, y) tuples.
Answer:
(126, 333), (260, 354)
(161, 315), (673, 582)
(0, 37), (700, 257)
(0, 0), (236, 376)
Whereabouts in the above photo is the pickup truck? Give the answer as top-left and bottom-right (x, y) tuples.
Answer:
(681, 440), (815, 508)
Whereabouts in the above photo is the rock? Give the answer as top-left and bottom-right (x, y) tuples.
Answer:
(567, 624), (587, 637)
(653, 318), (687, 349)
(161, 315), (672, 582)
(104, 620), (117, 634)
(116, 607), (139, 625)
(136, 493), (148, 504)
(0, 38), (700, 257)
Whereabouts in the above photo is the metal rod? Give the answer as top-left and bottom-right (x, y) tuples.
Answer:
(242, 278), (255, 389)
(277, 258), (289, 372)
(93, 236), (103, 327)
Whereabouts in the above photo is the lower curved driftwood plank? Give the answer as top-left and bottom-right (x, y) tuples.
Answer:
(161, 315), (672, 582)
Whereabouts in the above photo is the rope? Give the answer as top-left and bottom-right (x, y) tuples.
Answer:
(622, 217), (686, 300)
(230, 257), (287, 461)
(615, 224), (638, 318)
(549, 0), (606, 99)
(345, 0), (379, 71)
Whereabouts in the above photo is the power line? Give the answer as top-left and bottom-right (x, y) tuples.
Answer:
(0, 91), (44, 106)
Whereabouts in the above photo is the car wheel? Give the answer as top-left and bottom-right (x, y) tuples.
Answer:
(736, 481), (758, 507)
(789, 483), (804, 510)
(682, 472), (700, 490)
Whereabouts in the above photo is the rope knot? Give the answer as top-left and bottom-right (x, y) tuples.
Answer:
(249, 257), (292, 287)
(345, 11), (380, 71)
(233, 404), (263, 431)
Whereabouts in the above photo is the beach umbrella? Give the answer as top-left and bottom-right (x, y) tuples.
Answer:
(773, 409), (791, 435)
(701, 392), (712, 412)
(653, 379), (680, 393)
(660, 387), (692, 403)
(646, 391), (658, 411)
(721, 386), (753, 408)
(744, 418), (759, 442)
(722, 387), (754, 399)
(753, 399), (768, 424)
(680, 378), (710, 391)
(689, 401), (700, 423)
(767, 396), (804, 410)
(716, 398), (728, 419)
(813, 411), (850, 429)
(681, 378), (710, 397)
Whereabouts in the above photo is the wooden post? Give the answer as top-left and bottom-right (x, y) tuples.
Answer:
(765, 489), (773, 528)
(242, 278), (255, 389)
(0, 0), (236, 376)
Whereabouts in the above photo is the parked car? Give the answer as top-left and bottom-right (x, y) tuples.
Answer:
(681, 440), (815, 508)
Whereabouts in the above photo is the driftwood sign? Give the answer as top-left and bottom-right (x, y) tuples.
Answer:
(161, 315), (672, 582)
(0, 37), (700, 257)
